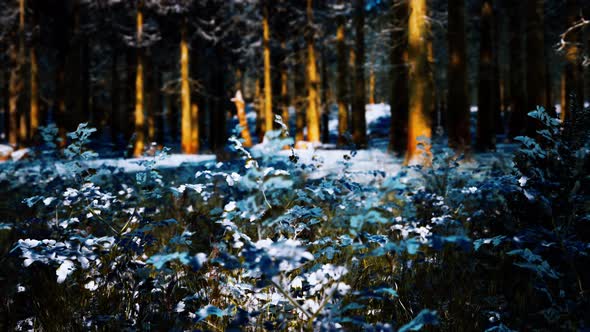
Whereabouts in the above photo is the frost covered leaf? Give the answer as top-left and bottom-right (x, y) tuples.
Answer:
(398, 309), (438, 332)
(56, 260), (75, 283)
(196, 305), (231, 322)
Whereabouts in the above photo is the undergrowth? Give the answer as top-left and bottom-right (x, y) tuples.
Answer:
(0, 108), (588, 331)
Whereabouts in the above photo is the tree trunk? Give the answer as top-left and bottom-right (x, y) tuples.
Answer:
(389, 0), (409, 155)
(255, 78), (265, 140)
(191, 103), (199, 152)
(232, 90), (252, 147)
(525, 0), (548, 134)
(405, 0), (431, 163)
(280, 42), (290, 131)
(295, 46), (306, 142)
(352, 0), (367, 147)
(306, 0), (321, 143)
(321, 48), (330, 143)
(477, 0), (496, 151)
(507, 1), (526, 138)
(180, 21), (193, 153)
(262, 2), (273, 135)
(8, 0), (26, 147)
(336, 6), (349, 146)
(133, 2), (145, 156)
(30, 4), (40, 141)
(209, 45), (227, 154)
(563, 0), (584, 122)
(111, 50), (120, 144)
(447, 0), (470, 152)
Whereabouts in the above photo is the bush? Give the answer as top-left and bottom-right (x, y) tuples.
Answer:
(0, 109), (588, 331)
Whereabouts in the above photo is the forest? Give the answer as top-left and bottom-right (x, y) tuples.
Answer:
(0, 0), (589, 330)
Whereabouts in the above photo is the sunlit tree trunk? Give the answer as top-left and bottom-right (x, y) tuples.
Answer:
(180, 21), (193, 153)
(280, 41), (289, 129)
(191, 103), (199, 152)
(336, 5), (348, 146)
(477, 0), (496, 151)
(262, 2), (273, 134)
(563, 0), (584, 122)
(321, 49), (330, 143)
(145, 52), (156, 143)
(389, 0), (408, 154)
(352, 0), (367, 147)
(447, 0), (470, 152)
(405, 0), (431, 163)
(232, 90), (252, 147)
(306, 0), (321, 143)
(506, 1), (526, 138)
(525, 0), (548, 133)
(30, 6), (40, 141)
(133, 2), (145, 157)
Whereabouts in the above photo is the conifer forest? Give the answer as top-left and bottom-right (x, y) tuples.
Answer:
(1, 0), (590, 330)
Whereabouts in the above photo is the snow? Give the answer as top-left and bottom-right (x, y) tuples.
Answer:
(86, 154), (216, 172)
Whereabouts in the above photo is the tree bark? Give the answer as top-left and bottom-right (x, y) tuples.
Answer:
(477, 0), (496, 151)
(305, 0), (321, 143)
(352, 0), (367, 147)
(262, 1), (273, 135)
(180, 21), (193, 153)
(232, 90), (252, 147)
(389, 0), (409, 155)
(336, 6), (349, 146)
(111, 49), (120, 144)
(507, 0), (526, 138)
(405, 0), (431, 163)
(133, 2), (145, 156)
(30, 4), (40, 141)
(447, 0), (470, 152)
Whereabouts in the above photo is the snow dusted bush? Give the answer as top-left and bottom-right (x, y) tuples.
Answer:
(1, 109), (588, 330)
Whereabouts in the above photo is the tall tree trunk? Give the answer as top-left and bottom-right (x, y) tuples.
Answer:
(8, 43), (21, 147)
(262, 1), (273, 135)
(280, 41), (290, 130)
(405, 0), (431, 163)
(180, 21), (193, 153)
(1, 71), (8, 142)
(153, 68), (164, 145)
(295, 46), (306, 142)
(352, 0), (367, 147)
(525, 0), (548, 133)
(369, 65), (376, 104)
(389, 0), (409, 154)
(477, 0), (496, 151)
(321, 48), (330, 143)
(9, 0), (26, 147)
(145, 50), (156, 144)
(447, 0), (470, 152)
(255, 78), (265, 140)
(133, 2), (145, 156)
(232, 90), (252, 147)
(306, 0), (321, 143)
(563, 0), (584, 121)
(111, 49), (120, 144)
(209, 45), (227, 154)
(492, 8), (503, 136)
(336, 5), (349, 146)
(506, 1), (526, 138)
(30, 4), (40, 141)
